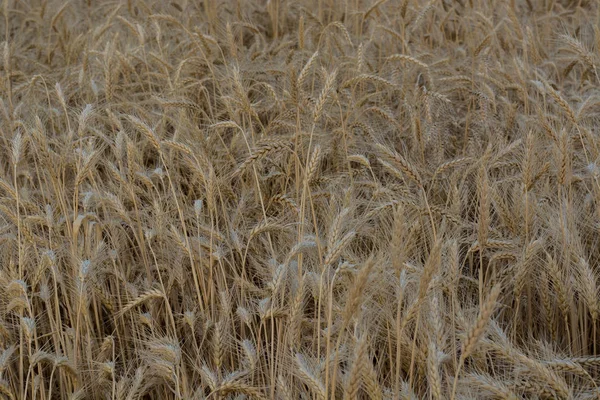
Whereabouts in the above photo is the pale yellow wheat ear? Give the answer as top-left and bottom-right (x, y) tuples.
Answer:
(119, 288), (165, 316)
(233, 139), (289, 177)
(343, 334), (367, 400)
(313, 68), (338, 122)
(305, 144), (322, 182)
(463, 373), (519, 400)
(427, 341), (443, 400)
(0, 380), (14, 400)
(298, 51), (320, 90)
(323, 230), (355, 266)
(451, 283), (502, 399)
(375, 143), (422, 187)
(295, 353), (326, 400)
(342, 257), (377, 325)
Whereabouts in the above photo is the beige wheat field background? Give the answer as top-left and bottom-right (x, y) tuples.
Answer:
(2, 0), (600, 398)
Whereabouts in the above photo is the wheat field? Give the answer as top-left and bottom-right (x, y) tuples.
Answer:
(1, 0), (600, 398)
